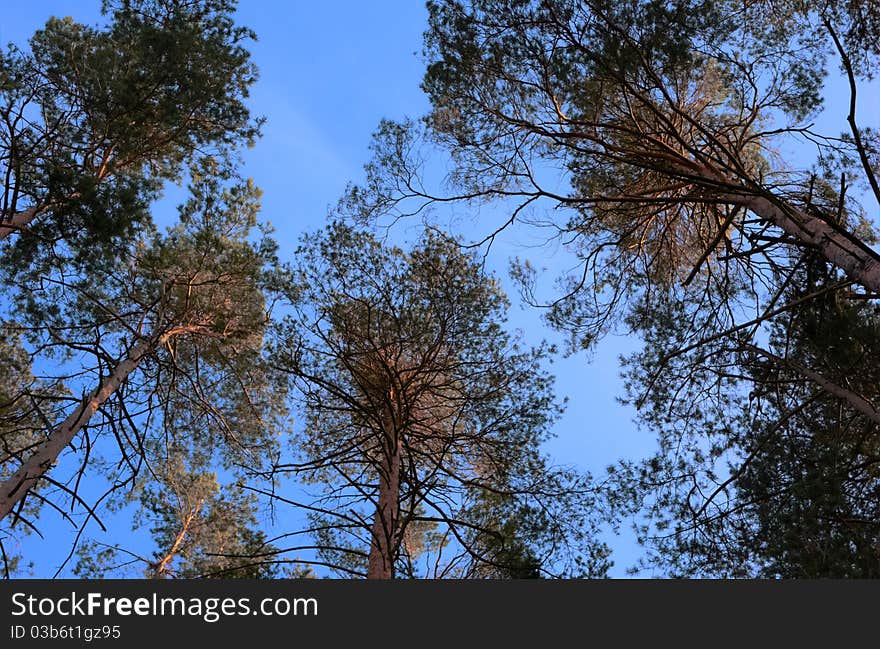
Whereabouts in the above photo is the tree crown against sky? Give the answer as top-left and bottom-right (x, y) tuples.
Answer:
(613, 249), (880, 576)
(347, 0), (880, 575)
(1, 0), (260, 268)
(0, 0), (611, 579)
(0, 154), (287, 574)
(362, 0), (879, 328)
(0, 0), (284, 575)
(267, 221), (609, 578)
(5, 1), (266, 574)
(3, 0), (880, 578)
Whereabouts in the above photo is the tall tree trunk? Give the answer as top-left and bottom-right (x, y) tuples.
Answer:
(0, 206), (42, 240)
(0, 334), (159, 521)
(687, 161), (880, 295)
(367, 433), (401, 579)
(734, 192), (880, 295)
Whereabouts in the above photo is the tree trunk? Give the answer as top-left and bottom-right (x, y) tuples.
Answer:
(0, 335), (159, 521)
(0, 206), (42, 240)
(687, 161), (880, 295)
(152, 498), (204, 579)
(746, 344), (880, 427)
(367, 434), (401, 579)
(735, 193), (880, 296)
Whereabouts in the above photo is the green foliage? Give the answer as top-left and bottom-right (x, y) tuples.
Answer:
(617, 254), (880, 576)
(0, 157), (285, 574)
(76, 453), (280, 579)
(0, 0), (273, 550)
(1, 0), (260, 277)
(273, 221), (607, 577)
(410, 0), (879, 354)
(8, 0), (879, 581)
(62, 163), (286, 578)
(409, 0), (880, 578)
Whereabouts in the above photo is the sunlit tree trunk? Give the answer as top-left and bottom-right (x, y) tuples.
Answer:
(0, 332), (167, 521)
(0, 206), (42, 240)
(367, 413), (401, 579)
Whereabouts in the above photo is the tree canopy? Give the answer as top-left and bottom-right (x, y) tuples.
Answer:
(3, 0), (879, 579)
(268, 222), (608, 578)
(353, 0), (880, 575)
(1, 0), (259, 254)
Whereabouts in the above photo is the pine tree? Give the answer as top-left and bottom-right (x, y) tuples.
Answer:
(271, 222), (607, 578)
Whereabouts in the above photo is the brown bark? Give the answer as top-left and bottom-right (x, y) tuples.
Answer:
(152, 498), (204, 578)
(0, 206), (42, 240)
(746, 344), (880, 428)
(732, 192), (880, 296)
(0, 333), (165, 521)
(685, 159), (880, 295)
(367, 433), (401, 579)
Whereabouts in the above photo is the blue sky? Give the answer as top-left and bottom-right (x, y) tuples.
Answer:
(22, 1), (880, 577)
